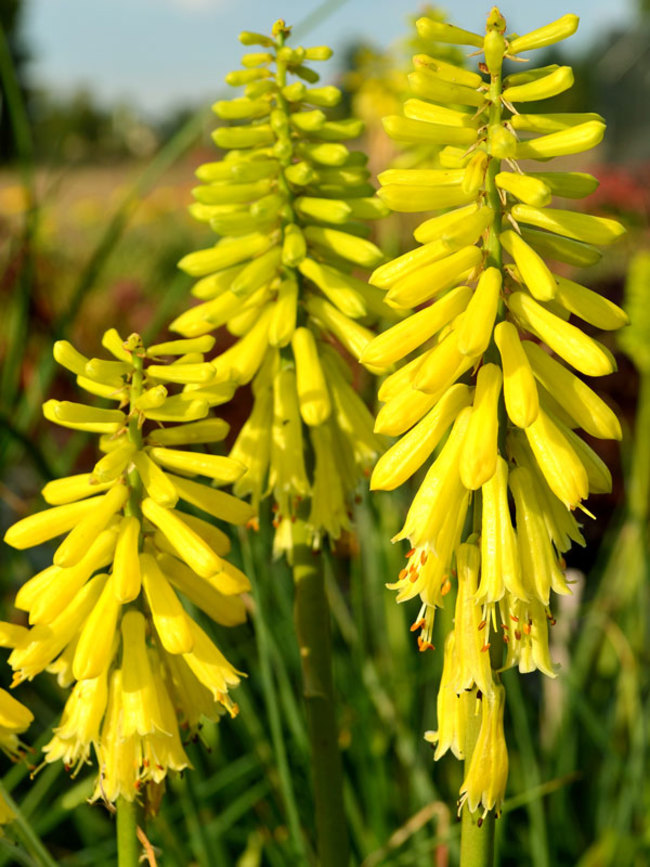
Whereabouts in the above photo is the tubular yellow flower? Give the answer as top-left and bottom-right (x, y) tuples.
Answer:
(2, 330), (253, 801)
(369, 6), (625, 821)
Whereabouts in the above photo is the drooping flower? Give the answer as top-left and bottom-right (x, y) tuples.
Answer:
(3, 331), (252, 802)
(368, 7), (626, 816)
(174, 20), (394, 553)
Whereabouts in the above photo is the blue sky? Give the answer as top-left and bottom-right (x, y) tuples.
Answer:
(24, 0), (636, 116)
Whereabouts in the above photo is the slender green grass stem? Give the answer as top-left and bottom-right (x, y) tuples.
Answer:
(292, 518), (349, 866)
(460, 691), (495, 867)
(116, 797), (142, 867)
(0, 781), (57, 867)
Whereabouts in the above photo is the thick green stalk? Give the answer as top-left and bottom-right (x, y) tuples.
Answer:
(116, 797), (142, 867)
(292, 517), (349, 866)
(460, 691), (495, 867)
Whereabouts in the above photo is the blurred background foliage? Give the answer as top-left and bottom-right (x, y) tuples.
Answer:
(0, 1), (649, 865)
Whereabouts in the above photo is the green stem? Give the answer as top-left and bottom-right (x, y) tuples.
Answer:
(116, 797), (142, 867)
(292, 518), (349, 867)
(628, 369), (650, 522)
(460, 692), (495, 867)
(0, 781), (57, 867)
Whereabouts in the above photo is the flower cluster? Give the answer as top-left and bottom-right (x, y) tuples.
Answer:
(2, 331), (253, 802)
(365, 8), (626, 816)
(174, 20), (394, 552)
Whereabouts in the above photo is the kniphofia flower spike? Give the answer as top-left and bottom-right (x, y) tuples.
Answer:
(2, 331), (253, 803)
(367, 8), (626, 817)
(175, 20), (395, 553)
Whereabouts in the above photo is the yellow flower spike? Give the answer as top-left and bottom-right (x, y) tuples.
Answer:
(52, 484), (128, 568)
(509, 466), (571, 604)
(41, 473), (113, 505)
(524, 408), (589, 509)
(291, 328), (331, 427)
(112, 516), (142, 603)
(500, 230), (557, 302)
(72, 576), (121, 681)
(371, 384), (472, 491)
(460, 364), (502, 490)
(495, 172), (552, 208)
(119, 611), (167, 737)
(508, 13), (579, 55)
(230, 386), (273, 509)
(385, 246), (482, 309)
(298, 259), (366, 319)
(478, 456), (529, 603)
(493, 322), (539, 429)
(140, 552), (195, 655)
(456, 267), (502, 357)
(458, 685), (508, 818)
(523, 341), (621, 440)
(453, 543), (494, 699)
(141, 498), (222, 579)
(508, 291), (616, 377)
(362, 286), (472, 370)
(427, 631), (467, 761)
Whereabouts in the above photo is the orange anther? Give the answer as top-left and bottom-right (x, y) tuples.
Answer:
(510, 614), (519, 622)
(441, 579), (452, 596)
(514, 630), (522, 640)
(410, 618), (426, 632)
(420, 550), (428, 565)
(478, 619), (487, 631)
(523, 623), (532, 635)
(481, 643), (491, 652)
(407, 548), (416, 558)
(398, 569), (408, 580)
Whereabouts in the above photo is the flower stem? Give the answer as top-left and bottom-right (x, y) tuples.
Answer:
(460, 691), (495, 867)
(116, 797), (142, 867)
(292, 517), (349, 866)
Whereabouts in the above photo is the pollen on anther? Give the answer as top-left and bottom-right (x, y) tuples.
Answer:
(478, 619), (487, 631)
(407, 547), (416, 558)
(441, 579), (452, 596)
(481, 643), (491, 652)
(398, 568), (408, 580)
